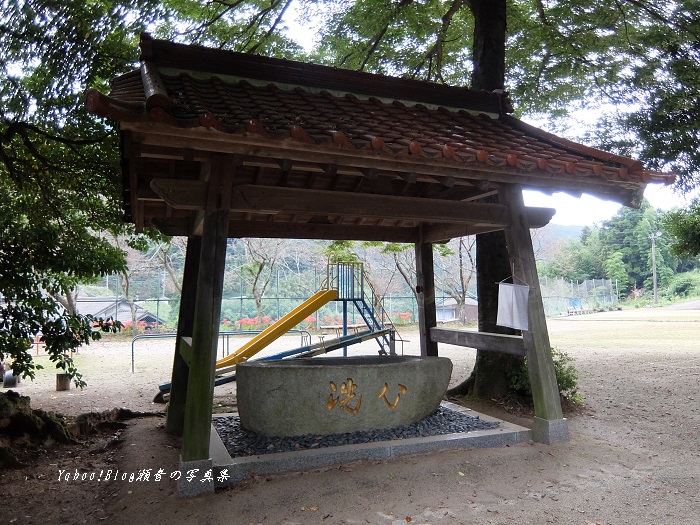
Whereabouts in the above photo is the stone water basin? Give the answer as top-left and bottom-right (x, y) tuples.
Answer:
(236, 355), (453, 437)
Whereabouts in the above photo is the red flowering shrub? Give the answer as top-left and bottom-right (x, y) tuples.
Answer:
(391, 311), (412, 325)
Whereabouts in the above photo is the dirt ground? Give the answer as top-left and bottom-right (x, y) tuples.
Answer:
(3, 304), (699, 525)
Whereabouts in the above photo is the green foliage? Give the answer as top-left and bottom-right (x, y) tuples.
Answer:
(663, 199), (700, 257)
(158, 0), (305, 56)
(603, 252), (629, 294)
(538, 201), (692, 297)
(622, 4), (700, 192)
(0, 1), (157, 382)
(664, 271), (700, 298)
(509, 348), (582, 404)
(321, 240), (360, 263)
(309, 0), (475, 83)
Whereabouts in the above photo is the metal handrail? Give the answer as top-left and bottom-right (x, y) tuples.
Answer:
(130, 329), (311, 373)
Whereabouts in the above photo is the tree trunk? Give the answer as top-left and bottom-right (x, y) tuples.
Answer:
(51, 287), (78, 315)
(253, 291), (264, 327)
(128, 298), (138, 335)
(119, 271), (139, 335)
(448, 0), (524, 398)
(470, 0), (506, 93)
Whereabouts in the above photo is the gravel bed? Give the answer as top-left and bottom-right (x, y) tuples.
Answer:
(213, 406), (499, 458)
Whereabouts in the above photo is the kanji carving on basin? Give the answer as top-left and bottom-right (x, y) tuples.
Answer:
(236, 356), (453, 437)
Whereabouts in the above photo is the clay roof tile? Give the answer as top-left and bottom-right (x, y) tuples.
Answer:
(88, 34), (675, 204)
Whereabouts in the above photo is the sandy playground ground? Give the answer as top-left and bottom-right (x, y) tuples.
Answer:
(2, 303), (700, 524)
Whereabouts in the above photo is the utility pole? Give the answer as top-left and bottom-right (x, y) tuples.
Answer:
(650, 232), (662, 304)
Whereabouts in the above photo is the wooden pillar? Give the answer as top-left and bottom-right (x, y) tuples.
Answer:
(166, 235), (201, 436)
(179, 156), (231, 496)
(415, 234), (438, 357)
(499, 185), (567, 443)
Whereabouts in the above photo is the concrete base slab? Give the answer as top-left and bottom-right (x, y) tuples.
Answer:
(532, 416), (569, 444)
(178, 457), (215, 497)
(210, 401), (531, 489)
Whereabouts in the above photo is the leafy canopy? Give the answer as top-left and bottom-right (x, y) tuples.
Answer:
(0, 1), (163, 383)
(3, 0), (700, 382)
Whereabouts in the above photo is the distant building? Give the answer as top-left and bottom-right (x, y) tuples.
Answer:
(435, 295), (478, 323)
(77, 297), (165, 329)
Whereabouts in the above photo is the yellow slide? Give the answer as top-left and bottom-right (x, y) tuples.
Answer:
(215, 289), (338, 369)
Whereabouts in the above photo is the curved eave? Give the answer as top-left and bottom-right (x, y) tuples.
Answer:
(500, 115), (675, 186)
(86, 87), (674, 211)
(85, 88), (148, 122)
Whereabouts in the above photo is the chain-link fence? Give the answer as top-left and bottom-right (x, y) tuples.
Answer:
(72, 292), (448, 332)
(540, 276), (618, 316)
(74, 276), (617, 333)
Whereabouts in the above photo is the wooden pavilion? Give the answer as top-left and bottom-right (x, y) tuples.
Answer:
(86, 33), (673, 495)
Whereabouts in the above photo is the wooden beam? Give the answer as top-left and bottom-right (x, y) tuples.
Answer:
(526, 206), (557, 227)
(181, 155), (231, 462)
(151, 179), (207, 210)
(150, 205), (552, 242)
(420, 206), (555, 242)
(430, 328), (526, 356)
(277, 158), (292, 186)
(128, 126), (645, 206)
(149, 181), (514, 226)
(415, 233), (438, 357)
(122, 133), (139, 227)
(166, 235), (201, 436)
(229, 220), (418, 242)
(150, 217), (418, 241)
(178, 337), (193, 365)
(499, 185), (563, 422)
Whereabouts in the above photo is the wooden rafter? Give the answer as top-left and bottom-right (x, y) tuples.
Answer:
(150, 180), (518, 225)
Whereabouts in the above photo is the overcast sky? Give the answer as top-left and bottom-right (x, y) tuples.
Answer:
(523, 183), (690, 227)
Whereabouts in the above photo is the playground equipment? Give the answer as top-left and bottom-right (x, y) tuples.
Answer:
(325, 262), (398, 356)
(212, 262), (400, 367)
(215, 289), (338, 369)
(155, 262), (401, 401)
(133, 329), (312, 374)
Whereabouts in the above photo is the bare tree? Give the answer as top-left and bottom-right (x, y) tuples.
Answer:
(109, 235), (162, 334)
(240, 238), (288, 328)
(435, 237), (476, 325)
(152, 236), (187, 295)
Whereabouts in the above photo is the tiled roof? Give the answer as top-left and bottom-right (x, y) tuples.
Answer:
(86, 35), (672, 190)
(85, 34), (674, 238)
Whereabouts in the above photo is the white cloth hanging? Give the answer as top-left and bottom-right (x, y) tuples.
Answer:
(497, 282), (530, 330)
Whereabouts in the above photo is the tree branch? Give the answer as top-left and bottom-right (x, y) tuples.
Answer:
(622, 0), (700, 41)
(239, 0), (287, 50)
(189, 0), (248, 41)
(360, 23), (390, 72)
(535, 0), (549, 25)
(247, 0), (295, 54)
(355, 0), (414, 71)
(411, 0), (465, 81)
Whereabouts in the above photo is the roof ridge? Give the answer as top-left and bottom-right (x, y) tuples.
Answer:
(138, 32), (512, 116)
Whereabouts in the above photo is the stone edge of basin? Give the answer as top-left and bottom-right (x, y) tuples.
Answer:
(236, 355), (453, 436)
(209, 401), (532, 489)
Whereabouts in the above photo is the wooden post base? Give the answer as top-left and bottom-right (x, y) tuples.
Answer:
(56, 373), (71, 391)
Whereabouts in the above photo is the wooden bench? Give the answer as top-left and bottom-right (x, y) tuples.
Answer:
(31, 334), (46, 354)
(320, 323), (366, 338)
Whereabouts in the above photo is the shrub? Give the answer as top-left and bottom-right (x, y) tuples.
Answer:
(391, 311), (412, 325)
(234, 317), (257, 330)
(509, 347), (582, 404)
(665, 272), (700, 298)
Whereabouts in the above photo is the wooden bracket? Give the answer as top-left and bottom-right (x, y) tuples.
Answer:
(179, 336), (193, 366)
